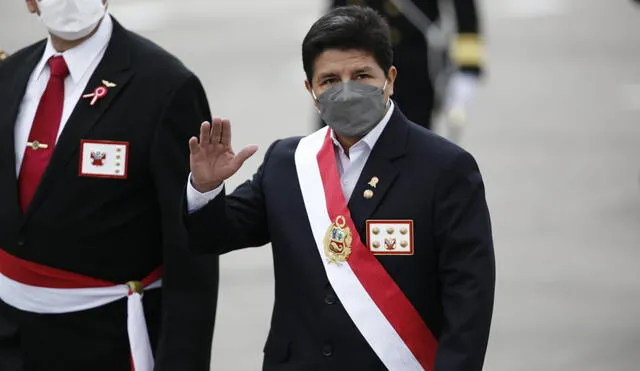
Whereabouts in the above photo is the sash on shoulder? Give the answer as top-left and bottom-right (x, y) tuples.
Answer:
(294, 128), (438, 370)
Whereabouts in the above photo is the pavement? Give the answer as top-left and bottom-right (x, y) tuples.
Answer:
(1, 0), (639, 370)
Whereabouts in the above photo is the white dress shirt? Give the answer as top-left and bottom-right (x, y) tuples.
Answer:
(186, 101), (396, 214)
(14, 14), (113, 176)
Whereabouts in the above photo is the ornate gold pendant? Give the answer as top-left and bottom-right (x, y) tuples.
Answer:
(323, 216), (352, 264)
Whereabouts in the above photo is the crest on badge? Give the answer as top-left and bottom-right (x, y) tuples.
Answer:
(323, 216), (352, 264)
(384, 237), (397, 250)
(91, 151), (106, 166)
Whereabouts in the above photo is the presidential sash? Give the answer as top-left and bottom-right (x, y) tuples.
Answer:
(0, 248), (161, 371)
(294, 127), (438, 370)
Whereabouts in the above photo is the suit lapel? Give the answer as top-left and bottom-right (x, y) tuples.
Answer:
(0, 42), (46, 218)
(347, 108), (409, 233)
(24, 21), (134, 218)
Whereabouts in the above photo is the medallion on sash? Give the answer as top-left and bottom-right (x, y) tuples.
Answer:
(323, 216), (352, 264)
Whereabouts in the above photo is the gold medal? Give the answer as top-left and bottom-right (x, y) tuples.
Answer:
(323, 215), (352, 264)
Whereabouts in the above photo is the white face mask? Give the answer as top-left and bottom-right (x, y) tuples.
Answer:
(37, 0), (107, 41)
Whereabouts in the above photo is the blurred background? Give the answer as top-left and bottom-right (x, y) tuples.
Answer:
(2, 0), (640, 370)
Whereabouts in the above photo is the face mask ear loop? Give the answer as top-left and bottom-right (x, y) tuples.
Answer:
(310, 89), (322, 114)
(382, 79), (390, 106)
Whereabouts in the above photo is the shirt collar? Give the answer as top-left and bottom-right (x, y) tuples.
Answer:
(330, 100), (396, 153)
(32, 13), (113, 85)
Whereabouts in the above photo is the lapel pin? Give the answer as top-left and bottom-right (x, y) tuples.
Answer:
(363, 189), (374, 199)
(83, 80), (115, 106)
(102, 80), (117, 88)
(368, 176), (379, 188)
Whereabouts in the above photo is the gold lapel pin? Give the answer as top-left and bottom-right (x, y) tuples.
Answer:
(27, 141), (48, 150)
(102, 80), (117, 88)
(363, 190), (374, 199)
(368, 176), (379, 188)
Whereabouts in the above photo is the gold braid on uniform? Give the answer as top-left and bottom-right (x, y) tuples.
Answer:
(0, 49), (7, 61)
(451, 34), (484, 68)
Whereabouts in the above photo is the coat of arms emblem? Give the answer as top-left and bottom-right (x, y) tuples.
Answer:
(91, 151), (106, 166)
(384, 237), (397, 250)
(323, 215), (352, 264)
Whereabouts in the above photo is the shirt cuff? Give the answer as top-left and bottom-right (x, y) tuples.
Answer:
(186, 173), (224, 214)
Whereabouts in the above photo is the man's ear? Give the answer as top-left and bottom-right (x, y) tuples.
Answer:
(26, 0), (39, 14)
(386, 66), (397, 98)
(305, 80), (321, 111)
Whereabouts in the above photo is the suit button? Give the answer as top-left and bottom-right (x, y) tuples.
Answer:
(324, 294), (338, 305)
(17, 239), (25, 247)
(322, 344), (333, 357)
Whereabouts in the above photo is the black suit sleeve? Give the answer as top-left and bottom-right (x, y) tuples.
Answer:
(433, 151), (495, 371)
(185, 141), (280, 254)
(150, 74), (218, 371)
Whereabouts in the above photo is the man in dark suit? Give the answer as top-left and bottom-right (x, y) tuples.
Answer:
(0, 1), (218, 370)
(328, 0), (485, 139)
(185, 6), (494, 371)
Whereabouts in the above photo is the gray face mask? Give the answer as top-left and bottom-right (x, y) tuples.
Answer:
(313, 80), (389, 138)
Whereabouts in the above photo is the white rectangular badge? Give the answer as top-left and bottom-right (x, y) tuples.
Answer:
(79, 140), (129, 179)
(366, 220), (414, 255)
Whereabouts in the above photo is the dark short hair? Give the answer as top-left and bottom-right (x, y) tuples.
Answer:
(302, 5), (394, 84)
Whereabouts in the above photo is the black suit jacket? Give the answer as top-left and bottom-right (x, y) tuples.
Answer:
(0, 19), (218, 371)
(186, 108), (495, 371)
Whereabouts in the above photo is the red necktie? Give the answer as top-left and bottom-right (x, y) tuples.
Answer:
(18, 55), (69, 212)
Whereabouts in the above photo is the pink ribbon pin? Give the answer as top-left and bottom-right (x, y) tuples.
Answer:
(83, 86), (109, 106)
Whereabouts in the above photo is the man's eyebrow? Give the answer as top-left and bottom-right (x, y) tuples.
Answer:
(353, 66), (374, 74)
(317, 72), (339, 80)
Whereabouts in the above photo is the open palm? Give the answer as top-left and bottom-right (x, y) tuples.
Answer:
(188, 118), (258, 193)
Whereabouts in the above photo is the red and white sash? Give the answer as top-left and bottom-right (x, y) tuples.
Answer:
(294, 127), (438, 370)
(0, 248), (162, 371)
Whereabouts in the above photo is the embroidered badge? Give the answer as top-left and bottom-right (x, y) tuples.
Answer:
(366, 220), (414, 255)
(79, 140), (129, 179)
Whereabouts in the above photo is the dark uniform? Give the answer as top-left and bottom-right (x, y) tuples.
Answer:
(0, 18), (218, 371)
(330, 0), (484, 129)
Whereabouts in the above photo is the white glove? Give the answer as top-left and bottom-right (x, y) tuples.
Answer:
(443, 72), (480, 127)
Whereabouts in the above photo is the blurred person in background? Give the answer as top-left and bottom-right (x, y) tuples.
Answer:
(0, 1), (218, 370)
(0, 48), (7, 61)
(327, 0), (486, 142)
(185, 6), (494, 371)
